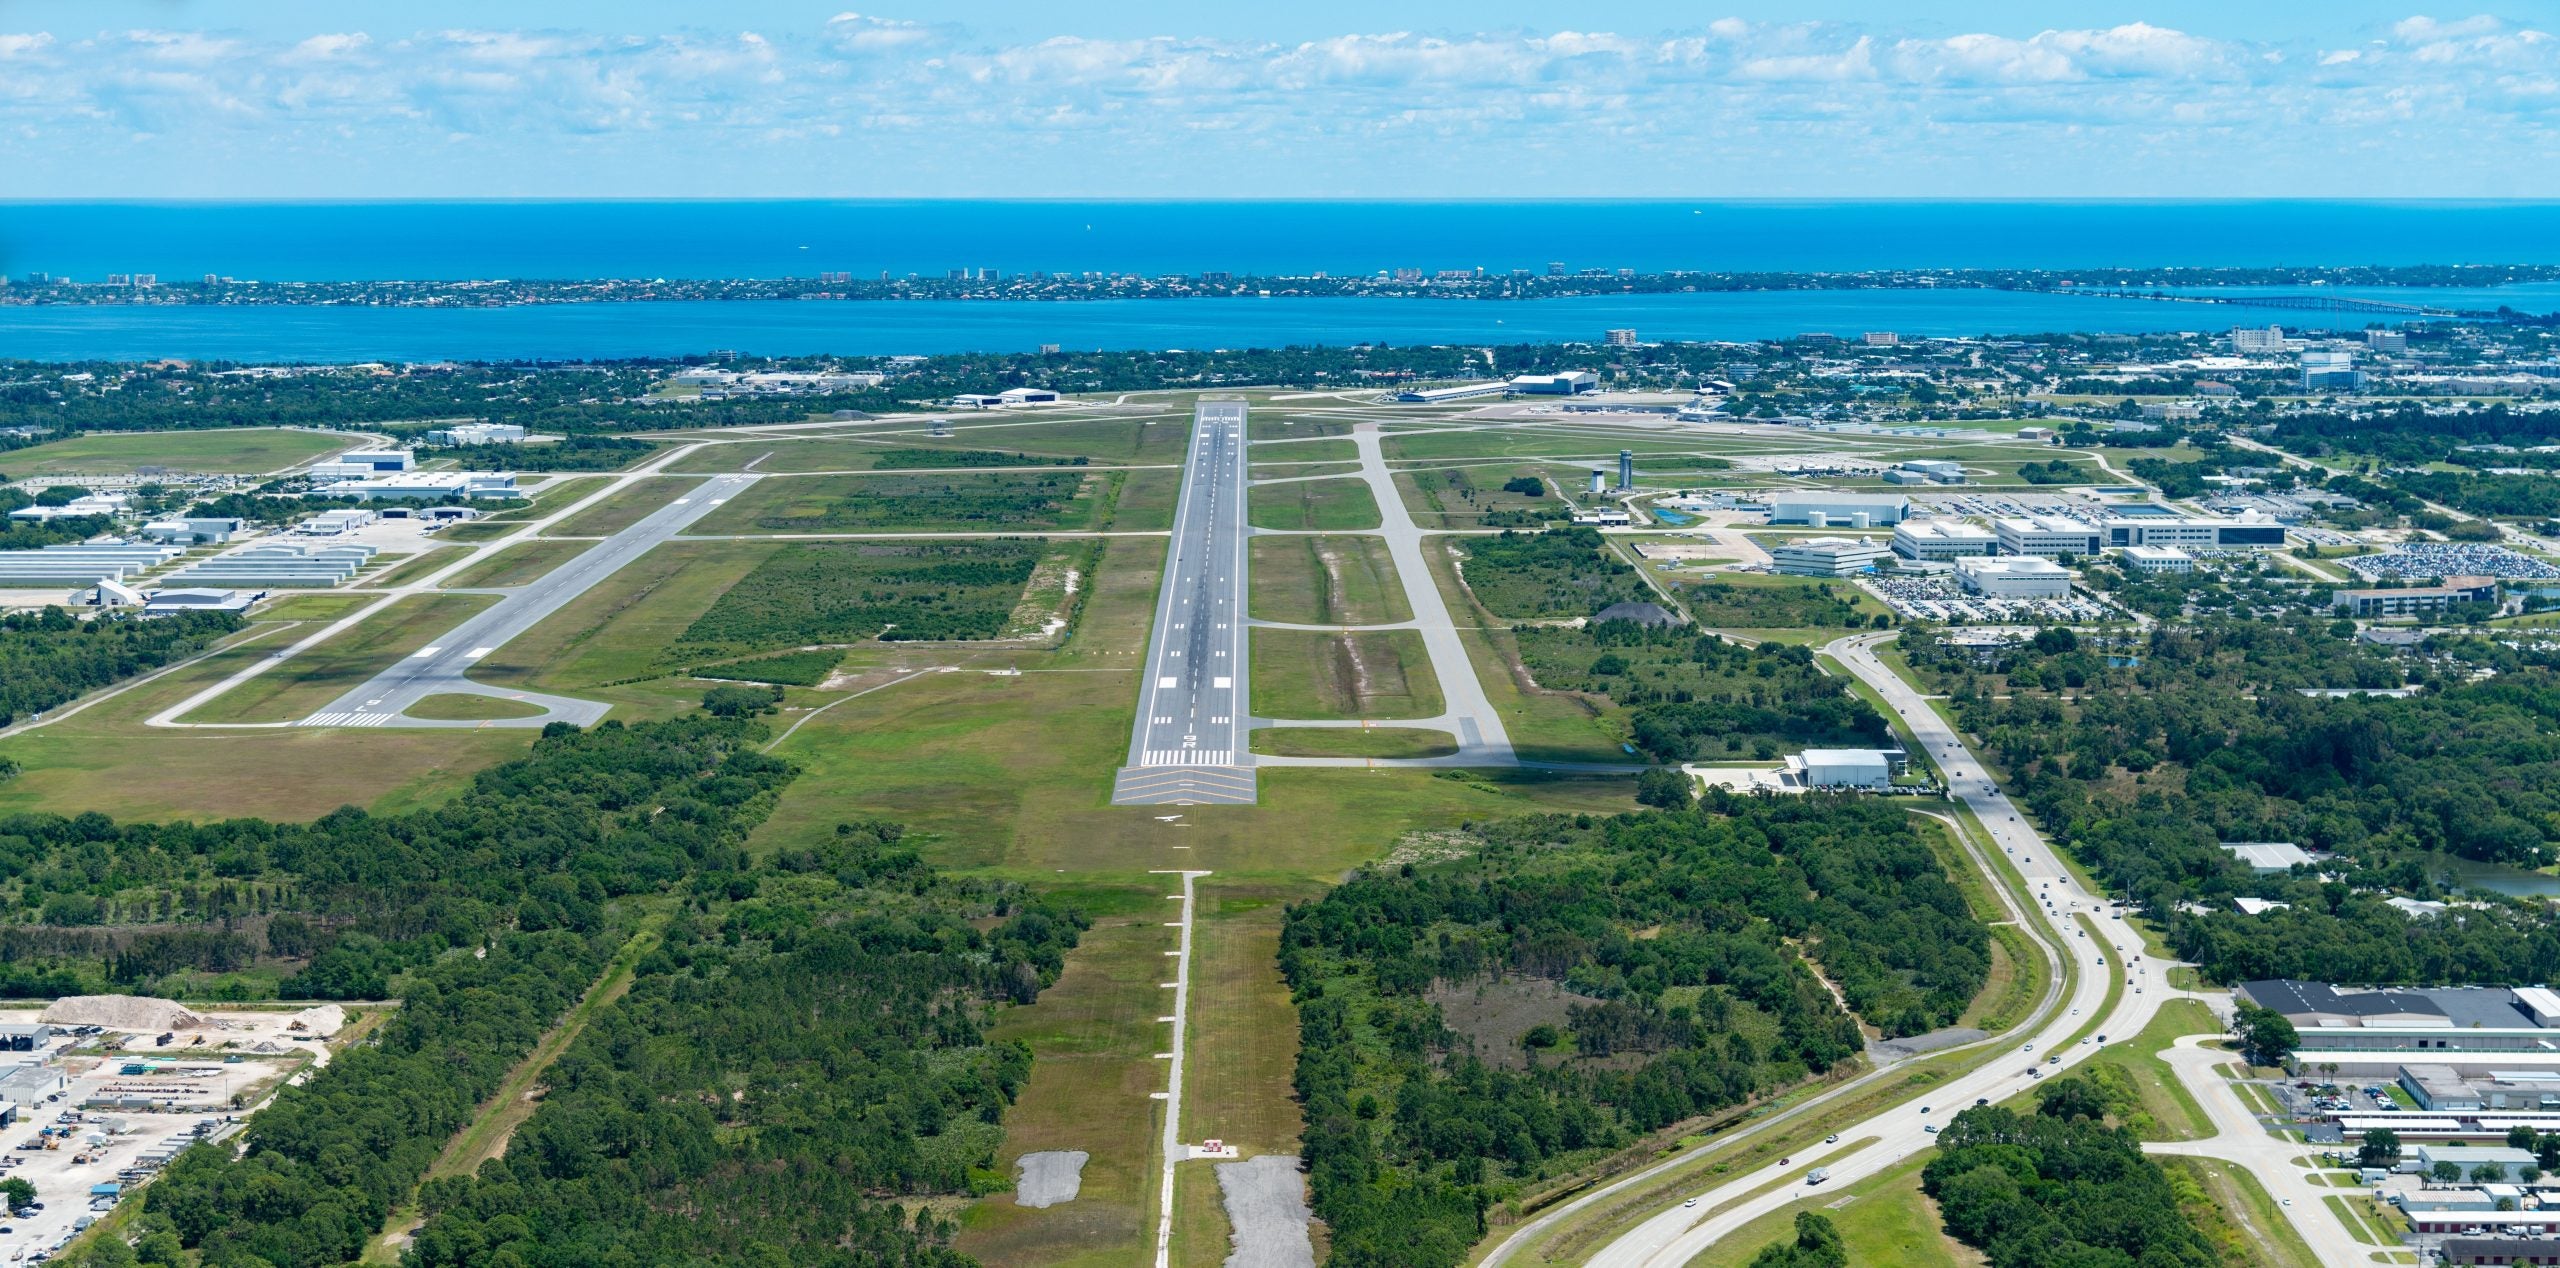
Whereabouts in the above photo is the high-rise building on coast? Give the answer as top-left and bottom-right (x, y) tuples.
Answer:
(1605, 328), (1637, 347)
(2231, 325), (2288, 353)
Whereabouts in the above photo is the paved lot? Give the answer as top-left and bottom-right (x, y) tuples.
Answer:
(1114, 401), (1254, 805)
(298, 472), (760, 729)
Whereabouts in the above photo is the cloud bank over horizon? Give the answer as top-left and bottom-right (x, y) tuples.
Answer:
(0, 12), (2553, 197)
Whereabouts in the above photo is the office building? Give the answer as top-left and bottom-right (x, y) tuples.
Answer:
(2367, 329), (2409, 353)
(2332, 576), (2499, 618)
(1861, 331), (1899, 346)
(1891, 519), (1998, 562)
(2302, 351), (2365, 392)
(2103, 512), (2286, 550)
(2119, 545), (2195, 573)
(2140, 401), (2204, 421)
(1956, 556), (2072, 598)
(2231, 325), (2288, 353)
(1994, 515), (2103, 558)
(1769, 493), (1909, 528)
(1604, 328), (1638, 348)
(1770, 536), (1889, 577)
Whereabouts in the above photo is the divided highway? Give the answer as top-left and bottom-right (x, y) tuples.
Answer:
(1113, 399), (1255, 805)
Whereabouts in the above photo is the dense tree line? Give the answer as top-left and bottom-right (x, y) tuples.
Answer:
(1282, 797), (1987, 1265)
(2274, 403), (2560, 469)
(1516, 622), (1888, 762)
(1923, 1094), (2219, 1268)
(432, 434), (656, 471)
(400, 821), (1085, 1266)
(0, 607), (244, 726)
(1908, 619), (2560, 983)
(1454, 528), (1653, 619)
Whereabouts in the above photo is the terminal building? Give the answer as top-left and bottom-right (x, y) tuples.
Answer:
(1994, 515), (2104, 559)
(1767, 493), (1908, 528)
(1956, 556), (2072, 598)
(1770, 536), (1889, 577)
(1891, 519), (1999, 562)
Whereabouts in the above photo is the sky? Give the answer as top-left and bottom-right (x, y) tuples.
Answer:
(0, 2), (2554, 198)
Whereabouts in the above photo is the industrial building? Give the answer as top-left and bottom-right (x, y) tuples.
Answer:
(139, 517), (243, 545)
(308, 447), (415, 483)
(1395, 382), (1509, 404)
(1891, 519), (1998, 562)
(2333, 577), (2500, 618)
(2415, 1145), (2537, 1183)
(1785, 749), (1898, 790)
(1955, 556), (2071, 598)
(163, 541), (378, 589)
(2219, 841), (2315, 873)
(1770, 536), (1889, 577)
(297, 509), (378, 535)
(7, 493), (127, 522)
(2119, 545), (2196, 573)
(1994, 515), (2104, 558)
(143, 589), (255, 617)
(1768, 493), (1908, 528)
(322, 472), (522, 501)
(2402, 1064), (2487, 1112)
(0, 542), (184, 589)
(2102, 512), (2286, 550)
(1884, 460), (1965, 485)
(426, 423), (528, 445)
(1509, 372), (1597, 395)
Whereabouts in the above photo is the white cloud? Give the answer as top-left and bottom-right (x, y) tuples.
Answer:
(0, 13), (2551, 196)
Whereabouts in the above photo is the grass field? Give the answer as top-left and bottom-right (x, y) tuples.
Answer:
(472, 540), (778, 698)
(402, 693), (550, 720)
(483, 475), (614, 522)
(1417, 536), (1627, 763)
(2088, 999), (2220, 1141)
(1681, 1156), (1973, 1268)
(366, 551), (458, 587)
(180, 593), (497, 724)
(1249, 726), (1457, 759)
(1248, 535), (1411, 626)
(552, 478), (699, 536)
(696, 470), (1107, 534)
(441, 538), (593, 588)
(0, 428), (350, 477)
(2160, 1157), (2324, 1268)
(1249, 438), (1358, 463)
(255, 593), (373, 622)
(1250, 627), (1443, 720)
(1247, 477), (1382, 531)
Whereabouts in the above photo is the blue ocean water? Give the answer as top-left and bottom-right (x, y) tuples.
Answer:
(7, 200), (2560, 283)
(4, 201), (2560, 362)
(7, 284), (2559, 364)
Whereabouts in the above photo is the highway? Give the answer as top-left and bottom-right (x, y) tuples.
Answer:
(1113, 399), (1255, 804)
(1553, 631), (2179, 1268)
(296, 472), (760, 729)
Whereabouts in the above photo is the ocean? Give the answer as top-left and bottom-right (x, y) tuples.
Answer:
(4, 201), (2560, 362)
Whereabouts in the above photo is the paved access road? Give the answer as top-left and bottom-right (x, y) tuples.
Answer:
(1114, 400), (1255, 804)
(1555, 631), (2179, 1268)
(298, 472), (761, 729)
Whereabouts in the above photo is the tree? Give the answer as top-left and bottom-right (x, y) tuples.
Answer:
(2357, 1129), (2401, 1169)
(2231, 1003), (2299, 1068)
(2035, 1076), (2109, 1122)
(1746, 1210), (1847, 1268)
(2510, 1124), (2539, 1151)
(2431, 1160), (2464, 1186)
(1636, 767), (1693, 810)
(0, 1177), (32, 1210)
(2472, 1162), (2510, 1185)
(701, 684), (782, 717)
(1522, 1024), (1560, 1051)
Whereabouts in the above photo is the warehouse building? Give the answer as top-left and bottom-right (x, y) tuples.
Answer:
(1767, 493), (1908, 528)
(1955, 556), (2071, 598)
(1509, 371), (1598, 395)
(1891, 519), (1998, 561)
(1994, 515), (2104, 558)
(2219, 841), (2314, 873)
(1770, 536), (1889, 577)
(2415, 1145), (2537, 1183)
(1785, 749), (1898, 790)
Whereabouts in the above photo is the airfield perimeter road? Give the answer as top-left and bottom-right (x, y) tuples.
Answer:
(1113, 399), (1256, 805)
(296, 471), (762, 729)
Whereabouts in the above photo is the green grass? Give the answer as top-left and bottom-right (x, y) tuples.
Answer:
(2088, 998), (2219, 1141)
(1247, 477), (1383, 531)
(0, 427), (352, 476)
(484, 475), (613, 521)
(1250, 627), (1444, 720)
(442, 538), (594, 588)
(2159, 1157), (2323, 1268)
(473, 540), (779, 697)
(697, 470), (1108, 534)
(1678, 1155), (1968, 1268)
(1250, 438), (1359, 463)
(1417, 535), (1627, 764)
(256, 593), (373, 622)
(1250, 727), (1458, 759)
(181, 592), (498, 724)
(553, 478), (701, 536)
(1249, 535), (1411, 625)
(402, 693), (549, 721)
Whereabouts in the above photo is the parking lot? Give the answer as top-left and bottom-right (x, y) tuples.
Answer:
(0, 1005), (339, 1262)
(1861, 573), (2116, 624)
(2343, 542), (2560, 582)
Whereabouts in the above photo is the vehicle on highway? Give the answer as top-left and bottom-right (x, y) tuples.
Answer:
(1924, 1125), (1939, 1134)
(1807, 1167), (1830, 1185)
(1824, 1134), (1839, 1144)
(1683, 1198), (1697, 1209)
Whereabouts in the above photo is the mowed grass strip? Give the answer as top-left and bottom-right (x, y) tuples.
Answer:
(1249, 727), (1457, 759)
(1249, 535), (1410, 626)
(1250, 627), (1442, 720)
(181, 592), (498, 724)
(1247, 477), (1382, 531)
(441, 538), (595, 588)
(0, 427), (351, 476)
(1676, 1155), (1970, 1268)
(473, 541), (778, 691)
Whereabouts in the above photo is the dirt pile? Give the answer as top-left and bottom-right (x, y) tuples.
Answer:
(40, 995), (207, 1031)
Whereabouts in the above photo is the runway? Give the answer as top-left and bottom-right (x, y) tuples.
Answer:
(297, 472), (761, 728)
(1113, 399), (1255, 805)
